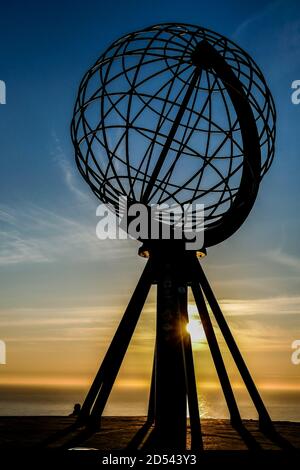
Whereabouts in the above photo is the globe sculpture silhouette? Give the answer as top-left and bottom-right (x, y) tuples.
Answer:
(71, 23), (275, 247)
(70, 24), (278, 451)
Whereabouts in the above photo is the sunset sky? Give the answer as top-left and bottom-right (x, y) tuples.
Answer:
(0, 0), (300, 418)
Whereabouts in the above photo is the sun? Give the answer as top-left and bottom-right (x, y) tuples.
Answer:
(186, 319), (206, 342)
(186, 304), (206, 342)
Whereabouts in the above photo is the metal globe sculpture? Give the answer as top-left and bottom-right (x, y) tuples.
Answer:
(69, 24), (278, 451)
(71, 23), (275, 247)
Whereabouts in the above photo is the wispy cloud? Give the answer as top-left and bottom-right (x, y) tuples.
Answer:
(219, 295), (300, 316)
(0, 227), (49, 265)
(51, 131), (93, 206)
(2, 296), (298, 348)
(232, 0), (282, 38)
(0, 302), (156, 344)
(0, 208), (16, 224)
(264, 247), (300, 271)
(0, 203), (134, 266)
(190, 295), (300, 351)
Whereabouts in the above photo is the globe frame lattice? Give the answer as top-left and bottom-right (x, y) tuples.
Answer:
(71, 23), (276, 247)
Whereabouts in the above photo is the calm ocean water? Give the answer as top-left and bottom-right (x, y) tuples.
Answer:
(0, 385), (299, 421)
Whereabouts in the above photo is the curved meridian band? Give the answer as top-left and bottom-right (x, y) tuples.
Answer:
(190, 40), (261, 247)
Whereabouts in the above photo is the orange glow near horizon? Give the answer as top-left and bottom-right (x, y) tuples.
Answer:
(1, 375), (299, 393)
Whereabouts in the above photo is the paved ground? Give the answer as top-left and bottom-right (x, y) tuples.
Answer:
(0, 416), (299, 451)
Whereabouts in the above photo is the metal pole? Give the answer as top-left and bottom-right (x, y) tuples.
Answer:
(153, 253), (187, 450)
(191, 281), (241, 425)
(78, 259), (153, 427)
(142, 67), (201, 203)
(179, 284), (203, 450)
(194, 259), (273, 430)
(147, 347), (156, 421)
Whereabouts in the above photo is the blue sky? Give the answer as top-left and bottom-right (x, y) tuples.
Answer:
(0, 0), (300, 416)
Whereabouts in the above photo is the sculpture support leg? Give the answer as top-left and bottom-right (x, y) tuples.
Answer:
(153, 260), (187, 450)
(194, 258), (273, 430)
(191, 281), (242, 425)
(147, 347), (156, 422)
(77, 259), (153, 426)
(179, 285), (203, 450)
(127, 348), (156, 450)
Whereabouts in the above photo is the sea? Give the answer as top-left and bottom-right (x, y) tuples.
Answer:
(0, 385), (299, 421)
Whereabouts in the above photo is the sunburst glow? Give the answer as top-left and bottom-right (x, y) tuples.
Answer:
(186, 304), (206, 342)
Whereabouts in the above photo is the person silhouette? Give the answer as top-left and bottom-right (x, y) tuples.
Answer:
(70, 403), (81, 416)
